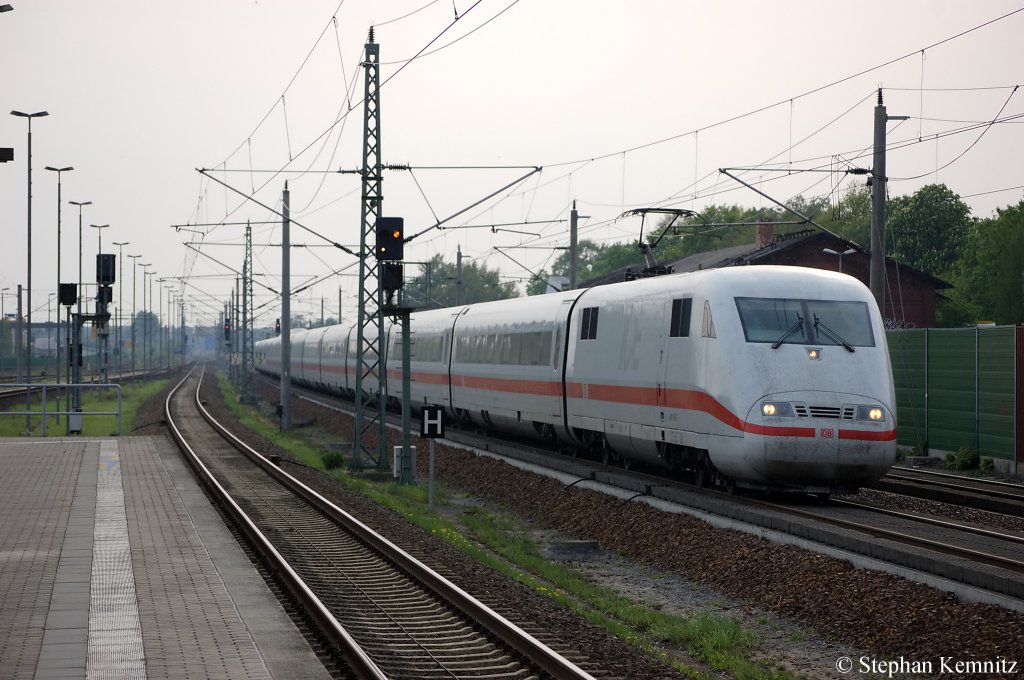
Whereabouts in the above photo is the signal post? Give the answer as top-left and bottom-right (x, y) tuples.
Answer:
(376, 217), (416, 483)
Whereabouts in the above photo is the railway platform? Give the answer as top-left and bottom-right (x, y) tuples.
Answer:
(0, 436), (332, 680)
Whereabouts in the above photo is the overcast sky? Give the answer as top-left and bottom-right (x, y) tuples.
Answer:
(2, 1), (1022, 327)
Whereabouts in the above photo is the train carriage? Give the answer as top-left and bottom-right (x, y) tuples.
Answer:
(447, 291), (582, 440)
(319, 324), (351, 395)
(564, 267), (895, 491)
(298, 327), (329, 388)
(384, 305), (466, 412)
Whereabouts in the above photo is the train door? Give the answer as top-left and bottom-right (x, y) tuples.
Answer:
(661, 295), (695, 423)
(551, 300), (574, 420)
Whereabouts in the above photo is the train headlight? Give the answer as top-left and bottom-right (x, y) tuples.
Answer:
(856, 405), (885, 422)
(761, 402), (795, 417)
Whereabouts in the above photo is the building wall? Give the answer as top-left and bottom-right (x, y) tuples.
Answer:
(756, 237), (939, 328)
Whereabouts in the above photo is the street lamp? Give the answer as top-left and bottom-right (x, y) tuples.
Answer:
(112, 241), (128, 378)
(145, 270), (157, 373)
(90, 223), (109, 258)
(0, 287), (8, 376)
(11, 109), (49, 390)
(47, 292), (55, 361)
(166, 287), (178, 369)
(141, 265), (152, 373)
(128, 256), (142, 376)
(45, 165), (72, 421)
(823, 247), (856, 274)
(69, 200), (92, 321)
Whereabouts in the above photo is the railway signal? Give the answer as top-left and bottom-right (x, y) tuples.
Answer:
(375, 217), (404, 261)
(223, 320), (231, 345)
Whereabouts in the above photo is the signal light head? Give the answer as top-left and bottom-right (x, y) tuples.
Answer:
(375, 217), (405, 261)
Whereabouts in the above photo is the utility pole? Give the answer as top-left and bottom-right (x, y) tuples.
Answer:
(870, 89), (908, 314)
(424, 261), (432, 309)
(455, 246), (463, 305)
(180, 295), (186, 366)
(242, 221), (254, 399)
(570, 201), (579, 289)
(353, 27), (387, 470)
(232, 279), (238, 384)
(280, 183), (292, 431)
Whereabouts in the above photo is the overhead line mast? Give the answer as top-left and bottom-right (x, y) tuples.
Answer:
(353, 27), (388, 470)
(242, 220), (254, 400)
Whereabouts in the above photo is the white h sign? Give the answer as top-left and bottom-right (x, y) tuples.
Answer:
(420, 405), (445, 438)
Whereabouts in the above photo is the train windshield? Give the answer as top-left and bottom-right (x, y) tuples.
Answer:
(735, 297), (875, 347)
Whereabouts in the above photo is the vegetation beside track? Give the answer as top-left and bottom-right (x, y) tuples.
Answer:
(0, 378), (171, 437)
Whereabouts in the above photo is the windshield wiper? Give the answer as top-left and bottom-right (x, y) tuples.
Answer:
(771, 314), (804, 349)
(813, 314), (855, 352)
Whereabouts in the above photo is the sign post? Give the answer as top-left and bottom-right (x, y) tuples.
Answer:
(420, 405), (445, 511)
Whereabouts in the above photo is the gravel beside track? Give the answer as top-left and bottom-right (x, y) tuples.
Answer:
(138, 376), (1024, 677)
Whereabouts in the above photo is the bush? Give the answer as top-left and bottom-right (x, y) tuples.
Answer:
(979, 457), (995, 473)
(321, 452), (346, 469)
(944, 447), (979, 471)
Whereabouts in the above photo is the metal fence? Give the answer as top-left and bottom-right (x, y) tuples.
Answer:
(887, 327), (1017, 462)
(1, 383), (123, 436)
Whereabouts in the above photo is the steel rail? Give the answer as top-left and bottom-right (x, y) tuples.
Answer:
(829, 498), (1024, 549)
(886, 469), (1024, 501)
(756, 497), (1024, 575)
(164, 365), (388, 680)
(890, 466), (1024, 490)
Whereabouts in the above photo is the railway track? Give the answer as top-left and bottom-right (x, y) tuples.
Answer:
(872, 466), (1024, 518)
(250, 373), (1024, 604)
(167, 365), (596, 680)
(772, 496), (1024, 575)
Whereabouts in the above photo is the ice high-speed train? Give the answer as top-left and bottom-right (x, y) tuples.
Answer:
(256, 266), (897, 494)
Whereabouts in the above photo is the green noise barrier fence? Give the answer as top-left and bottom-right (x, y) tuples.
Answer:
(886, 326), (1021, 465)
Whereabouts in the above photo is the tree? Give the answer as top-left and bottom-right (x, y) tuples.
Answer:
(942, 199), (1024, 325)
(823, 185), (872, 246)
(886, 184), (972, 277)
(405, 255), (519, 308)
(526, 241), (604, 295)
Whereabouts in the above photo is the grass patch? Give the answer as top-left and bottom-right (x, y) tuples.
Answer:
(213, 373), (795, 680)
(455, 509), (786, 679)
(0, 379), (170, 436)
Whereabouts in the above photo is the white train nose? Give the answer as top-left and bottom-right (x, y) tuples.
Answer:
(742, 392), (896, 490)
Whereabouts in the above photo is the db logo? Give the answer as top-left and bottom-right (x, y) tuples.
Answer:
(820, 428), (835, 439)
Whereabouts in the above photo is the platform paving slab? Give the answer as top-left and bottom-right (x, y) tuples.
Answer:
(0, 437), (333, 680)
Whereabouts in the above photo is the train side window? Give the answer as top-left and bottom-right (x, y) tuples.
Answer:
(580, 307), (599, 340)
(553, 326), (562, 370)
(702, 300), (717, 338)
(669, 298), (692, 338)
